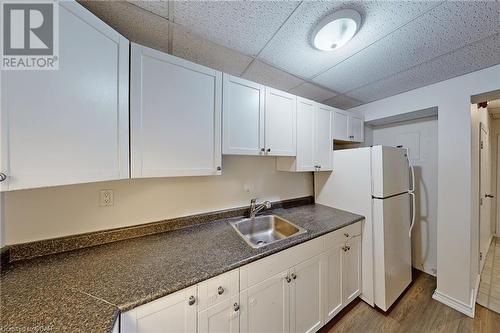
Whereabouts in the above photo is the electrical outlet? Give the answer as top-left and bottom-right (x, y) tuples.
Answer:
(99, 189), (114, 207)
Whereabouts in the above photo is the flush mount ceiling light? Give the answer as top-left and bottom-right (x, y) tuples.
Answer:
(312, 9), (362, 51)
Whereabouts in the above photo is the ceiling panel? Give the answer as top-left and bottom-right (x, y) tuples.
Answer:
(171, 0), (301, 57)
(171, 23), (253, 76)
(313, 0), (500, 93)
(289, 82), (338, 102)
(323, 95), (363, 110)
(347, 33), (500, 103)
(81, 1), (169, 53)
(242, 60), (304, 92)
(258, 0), (440, 79)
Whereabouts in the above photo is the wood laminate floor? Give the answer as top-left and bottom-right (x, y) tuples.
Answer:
(321, 271), (500, 333)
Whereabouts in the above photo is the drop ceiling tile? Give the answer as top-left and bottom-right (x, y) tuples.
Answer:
(128, 1), (169, 18)
(289, 82), (338, 102)
(313, 0), (500, 93)
(80, 1), (169, 53)
(347, 34), (500, 104)
(242, 60), (304, 92)
(172, 0), (301, 56)
(259, 0), (440, 79)
(171, 23), (253, 76)
(323, 95), (363, 110)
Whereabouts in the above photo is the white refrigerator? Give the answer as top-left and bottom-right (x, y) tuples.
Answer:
(315, 145), (415, 311)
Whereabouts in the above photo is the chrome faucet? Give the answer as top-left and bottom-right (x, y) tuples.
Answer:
(249, 198), (272, 218)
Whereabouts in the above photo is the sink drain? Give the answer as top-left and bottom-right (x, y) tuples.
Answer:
(256, 240), (266, 246)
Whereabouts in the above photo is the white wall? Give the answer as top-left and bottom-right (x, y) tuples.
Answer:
(3, 156), (313, 245)
(350, 64), (500, 316)
(371, 117), (438, 276)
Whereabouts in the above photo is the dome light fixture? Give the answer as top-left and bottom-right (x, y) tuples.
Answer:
(312, 9), (362, 51)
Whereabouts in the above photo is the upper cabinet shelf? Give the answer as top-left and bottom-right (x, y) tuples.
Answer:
(130, 44), (222, 178)
(222, 75), (296, 157)
(0, 1), (129, 191)
(332, 110), (364, 143)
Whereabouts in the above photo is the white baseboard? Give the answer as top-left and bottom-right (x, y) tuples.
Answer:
(432, 290), (475, 318)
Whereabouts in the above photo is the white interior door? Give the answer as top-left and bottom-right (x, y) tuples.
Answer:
(222, 74), (265, 155)
(479, 123), (492, 272)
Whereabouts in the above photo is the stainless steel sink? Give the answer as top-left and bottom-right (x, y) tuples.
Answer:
(230, 215), (307, 249)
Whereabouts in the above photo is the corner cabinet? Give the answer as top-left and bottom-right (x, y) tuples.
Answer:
(277, 98), (333, 172)
(130, 44), (222, 178)
(222, 75), (296, 157)
(0, 1), (129, 191)
(120, 221), (362, 333)
(333, 110), (364, 143)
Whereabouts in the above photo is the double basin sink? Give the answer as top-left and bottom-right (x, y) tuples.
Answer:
(230, 215), (307, 249)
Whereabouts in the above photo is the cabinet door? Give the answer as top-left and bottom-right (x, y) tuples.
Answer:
(223, 74), (265, 155)
(332, 110), (349, 141)
(348, 115), (364, 143)
(0, 1), (129, 191)
(290, 256), (323, 333)
(240, 270), (290, 333)
(264, 88), (297, 156)
(198, 296), (240, 333)
(342, 235), (362, 305)
(295, 98), (316, 171)
(323, 245), (343, 322)
(315, 105), (333, 171)
(121, 286), (197, 333)
(130, 43), (222, 178)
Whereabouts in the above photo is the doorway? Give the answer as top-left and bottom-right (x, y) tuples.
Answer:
(479, 122), (493, 272)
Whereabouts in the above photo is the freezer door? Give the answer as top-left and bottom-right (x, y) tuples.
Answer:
(372, 194), (412, 311)
(371, 146), (410, 198)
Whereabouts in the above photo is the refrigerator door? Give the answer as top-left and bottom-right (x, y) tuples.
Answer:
(371, 146), (409, 198)
(372, 193), (412, 311)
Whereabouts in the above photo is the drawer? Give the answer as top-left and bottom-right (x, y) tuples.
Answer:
(198, 269), (239, 311)
(240, 236), (323, 289)
(323, 221), (362, 250)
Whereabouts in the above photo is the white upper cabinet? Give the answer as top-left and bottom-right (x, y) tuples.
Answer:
(277, 98), (333, 172)
(222, 75), (265, 155)
(130, 44), (222, 178)
(333, 110), (364, 143)
(0, 2), (129, 191)
(264, 88), (297, 156)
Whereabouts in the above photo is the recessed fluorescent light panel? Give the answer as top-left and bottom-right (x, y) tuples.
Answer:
(312, 9), (362, 51)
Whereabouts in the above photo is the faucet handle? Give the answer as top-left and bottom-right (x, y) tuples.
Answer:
(264, 201), (272, 209)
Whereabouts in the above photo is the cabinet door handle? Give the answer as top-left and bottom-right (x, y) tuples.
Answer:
(233, 302), (240, 312)
(344, 232), (350, 238)
(266, 148), (271, 153)
(260, 148), (265, 153)
(291, 273), (297, 280)
(0, 173), (6, 182)
(217, 286), (224, 295)
(285, 276), (291, 283)
(216, 166), (222, 171)
(188, 295), (196, 306)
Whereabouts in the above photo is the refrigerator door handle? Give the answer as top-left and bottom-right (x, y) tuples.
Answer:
(409, 165), (415, 192)
(409, 191), (416, 238)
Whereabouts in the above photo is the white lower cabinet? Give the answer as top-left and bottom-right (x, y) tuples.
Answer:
(121, 285), (197, 333)
(120, 222), (362, 333)
(290, 256), (324, 333)
(198, 296), (240, 333)
(240, 270), (290, 333)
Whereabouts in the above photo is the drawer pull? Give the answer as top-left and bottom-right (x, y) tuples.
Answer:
(233, 302), (240, 312)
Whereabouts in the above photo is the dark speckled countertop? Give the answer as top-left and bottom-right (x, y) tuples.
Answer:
(0, 204), (363, 333)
